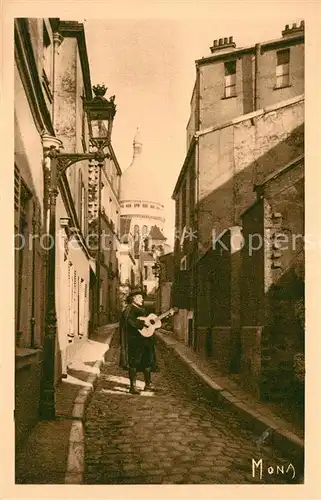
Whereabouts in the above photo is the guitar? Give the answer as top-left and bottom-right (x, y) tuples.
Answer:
(138, 307), (178, 338)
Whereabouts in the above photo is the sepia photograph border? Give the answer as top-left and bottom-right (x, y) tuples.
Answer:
(1, 0), (321, 498)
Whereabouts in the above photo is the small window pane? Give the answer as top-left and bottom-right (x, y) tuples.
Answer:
(276, 63), (289, 77)
(225, 85), (236, 98)
(225, 74), (236, 86)
(277, 49), (290, 65)
(224, 60), (236, 75)
(276, 74), (289, 88)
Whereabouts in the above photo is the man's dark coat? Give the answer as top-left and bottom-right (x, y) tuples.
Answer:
(119, 303), (158, 372)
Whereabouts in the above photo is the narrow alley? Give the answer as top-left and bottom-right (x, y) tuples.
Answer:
(84, 333), (298, 485)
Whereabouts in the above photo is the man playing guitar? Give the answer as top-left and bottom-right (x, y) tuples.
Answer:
(119, 289), (178, 395)
(119, 289), (157, 394)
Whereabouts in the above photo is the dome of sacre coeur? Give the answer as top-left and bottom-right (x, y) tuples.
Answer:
(120, 130), (163, 204)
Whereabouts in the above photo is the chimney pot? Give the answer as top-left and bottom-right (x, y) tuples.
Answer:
(285, 24), (289, 30)
(214, 40), (218, 46)
(224, 37), (228, 44)
(219, 38), (223, 45)
(292, 22), (297, 29)
(300, 20), (304, 28)
(229, 36), (233, 43)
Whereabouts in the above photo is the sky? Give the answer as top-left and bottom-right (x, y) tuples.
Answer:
(82, 3), (307, 245)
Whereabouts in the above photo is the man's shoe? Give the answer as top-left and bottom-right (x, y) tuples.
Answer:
(129, 386), (140, 395)
(144, 383), (156, 392)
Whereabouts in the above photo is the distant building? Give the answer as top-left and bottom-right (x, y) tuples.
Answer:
(155, 251), (174, 316)
(119, 130), (170, 308)
(172, 21), (304, 403)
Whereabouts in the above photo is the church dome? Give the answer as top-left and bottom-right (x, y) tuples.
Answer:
(120, 129), (163, 204)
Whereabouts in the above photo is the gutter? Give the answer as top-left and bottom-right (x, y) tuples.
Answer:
(254, 43), (261, 111)
(196, 94), (304, 138)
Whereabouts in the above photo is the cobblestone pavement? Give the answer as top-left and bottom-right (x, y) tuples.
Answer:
(84, 335), (300, 485)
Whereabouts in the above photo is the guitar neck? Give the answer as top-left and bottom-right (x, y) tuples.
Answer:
(158, 310), (172, 321)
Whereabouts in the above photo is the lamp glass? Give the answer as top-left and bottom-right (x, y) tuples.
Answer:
(90, 119), (109, 140)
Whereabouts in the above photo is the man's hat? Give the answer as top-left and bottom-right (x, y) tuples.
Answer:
(126, 288), (146, 303)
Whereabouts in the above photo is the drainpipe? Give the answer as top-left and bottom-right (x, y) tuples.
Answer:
(254, 43), (261, 111)
(30, 201), (37, 347)
(41, 30), (64, 347)
(51, 32), (64, 131)
(192, 136), (200, 350)
(195, 64), (201, 131)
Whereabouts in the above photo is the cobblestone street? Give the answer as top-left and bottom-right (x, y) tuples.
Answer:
(84, 334), (299, 485)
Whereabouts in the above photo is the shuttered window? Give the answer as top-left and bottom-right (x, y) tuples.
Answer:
(14, 165), (31, 341)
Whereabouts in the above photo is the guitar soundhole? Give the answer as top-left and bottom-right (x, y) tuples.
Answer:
(150, 319), (155, 325)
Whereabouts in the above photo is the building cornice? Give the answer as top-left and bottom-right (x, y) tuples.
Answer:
(172, 137), (197, 199)
(107, 142), (122, 176)
(195, 33), (304, 67)
(196, 94), (304, 138)
(14, 18), (54, 135)
(260, 34), (304, 53)
(58, 21), (92, 101)
(196, 46), (255, 66)
(121, 200), (164, 208)
(120, 213), (165, 223)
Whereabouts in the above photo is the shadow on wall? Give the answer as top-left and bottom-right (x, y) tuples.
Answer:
(189, 124), (304, 405)
(197, 123), (304, 242)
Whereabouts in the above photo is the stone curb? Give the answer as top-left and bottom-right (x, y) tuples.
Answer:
(156, 329), (304, 470)
(64, 326), (117, 484)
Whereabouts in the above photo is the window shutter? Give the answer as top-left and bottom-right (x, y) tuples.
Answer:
(14, 165), (21, 229)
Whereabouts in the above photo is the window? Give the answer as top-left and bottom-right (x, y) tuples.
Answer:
(276, 49), (290, 88)
(181, 180), (187, 228)
(150, 205), (155, 208)
(175, 196), (180, 233)
(144, 265), (148, 280)
(180, 256), (187, 271)
(142, 203), (148, 208)
(143, 237), (149, 251)
(134, 203), (140, 207)
(189, 167), (195, 222)
(126, 204), (131, 208)
(133, 225), (140, 242)
(15, 166), (32, 342)
(224, 60), (236, 98)
(78, 171), (86, 234)
(68, 263), (74, 339)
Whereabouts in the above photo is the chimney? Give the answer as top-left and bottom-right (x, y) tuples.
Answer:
(210, 35), (236, 53)
(282, 20), (304, 37)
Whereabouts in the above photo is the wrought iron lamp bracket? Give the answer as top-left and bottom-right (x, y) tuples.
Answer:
(44, 143), (110, 183)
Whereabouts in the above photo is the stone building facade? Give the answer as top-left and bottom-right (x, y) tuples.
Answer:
(14, 18), (120, 446)
(172, 21), (304, 403)
(88, 146), (121, 328)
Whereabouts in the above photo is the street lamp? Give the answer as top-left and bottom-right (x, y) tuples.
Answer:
(39, 84), (116, 420)
(84, 84), (116, 331)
